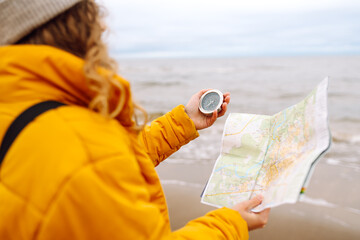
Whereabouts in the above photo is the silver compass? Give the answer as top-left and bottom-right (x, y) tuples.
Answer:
(199, 89), (223, 115)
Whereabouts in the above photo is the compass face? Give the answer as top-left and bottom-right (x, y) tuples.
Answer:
(199, 89), (223, 115)
(202, 92), (221, 111)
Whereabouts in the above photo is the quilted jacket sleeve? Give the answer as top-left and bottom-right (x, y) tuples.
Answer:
(139, 105), (199, 166)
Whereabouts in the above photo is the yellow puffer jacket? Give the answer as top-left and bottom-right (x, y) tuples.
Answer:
(0, 45), (248, 240)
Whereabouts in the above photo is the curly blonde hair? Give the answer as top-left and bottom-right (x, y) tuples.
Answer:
(16, 0), (147, 130)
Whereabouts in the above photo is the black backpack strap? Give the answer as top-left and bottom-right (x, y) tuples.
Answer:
(0, 100), (66, 166)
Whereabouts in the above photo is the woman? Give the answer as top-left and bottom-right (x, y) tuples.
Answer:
(0, 0), (270, 239)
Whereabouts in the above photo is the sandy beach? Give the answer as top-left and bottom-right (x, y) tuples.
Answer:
(156, 157), (360, 239)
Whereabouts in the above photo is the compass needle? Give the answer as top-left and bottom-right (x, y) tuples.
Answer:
(199, 89), (223, 116)
(206, 100), (214, 108)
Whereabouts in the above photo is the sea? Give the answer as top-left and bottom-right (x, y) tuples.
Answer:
(116, 55), (360, 237)
(117, 56), (360, 164)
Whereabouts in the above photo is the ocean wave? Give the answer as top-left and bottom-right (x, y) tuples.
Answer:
(139, 81), (183, 87)
(249, 65), (285, 71)
(328, 92), (358, 98)
(332, 133), (360, 144)
(334, 117), (360, 123)
(166, 158), (213, 165)
(341, 77), (360, 83)
(346, 207), (360, 215)
(300, 195), (337, 208)
(350, 135), (360, 144)
(325, 158), (360, 171)
(301, 196), (360, 217)
(277, 93), (306, 99)
(161, 179), (203, 188)
(324, 215), (350, 228)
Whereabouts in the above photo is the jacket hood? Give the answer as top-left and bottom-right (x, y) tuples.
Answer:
(0, 45), (135, 127)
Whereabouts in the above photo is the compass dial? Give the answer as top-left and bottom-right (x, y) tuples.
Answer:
(199, 89), (223, 115)
(202, 92), (220, 111)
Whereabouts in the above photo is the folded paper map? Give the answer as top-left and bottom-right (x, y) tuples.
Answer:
(201, 78), (331, 211)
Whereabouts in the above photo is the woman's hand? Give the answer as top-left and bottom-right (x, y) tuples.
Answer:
(232, 195), (271, 231)
(185, 89), (230, 130)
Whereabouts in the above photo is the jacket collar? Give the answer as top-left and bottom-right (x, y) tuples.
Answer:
(0, 45), (135, 127)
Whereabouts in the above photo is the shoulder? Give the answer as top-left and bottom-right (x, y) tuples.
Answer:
(39, 104), (135, 163)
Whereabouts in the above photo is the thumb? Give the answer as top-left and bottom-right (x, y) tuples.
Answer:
(244, 195), (263, 211)
(198, 89), (211, 97)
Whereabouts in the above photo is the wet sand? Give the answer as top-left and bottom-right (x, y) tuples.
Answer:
(156, 157), (360, 239)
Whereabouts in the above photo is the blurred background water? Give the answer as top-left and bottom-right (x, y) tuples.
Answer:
(118, 56), (360, 163)
(117, 55), (360, 239)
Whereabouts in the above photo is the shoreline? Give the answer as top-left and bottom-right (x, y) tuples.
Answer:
(156, 158), (360, 239)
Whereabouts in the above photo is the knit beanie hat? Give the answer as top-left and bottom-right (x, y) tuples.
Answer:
(0, 0), (82, 45)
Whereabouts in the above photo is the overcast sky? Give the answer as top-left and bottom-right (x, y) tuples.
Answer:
(101, 0), (360, 58)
